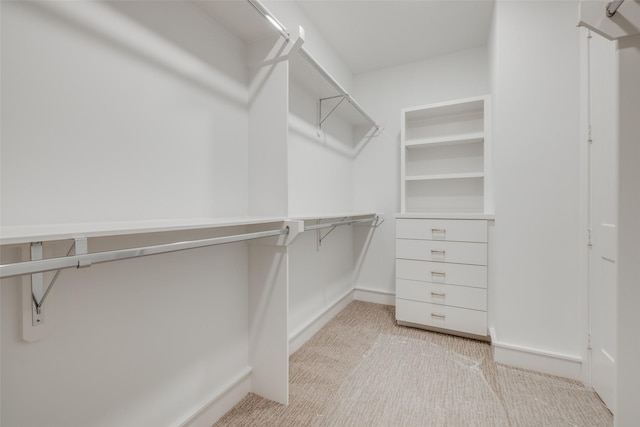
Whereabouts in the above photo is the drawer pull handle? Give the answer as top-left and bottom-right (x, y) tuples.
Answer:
(431, 228), (446, 233)
(431, 292), (446, 298)
(431, 313), (446, 320)
(430, 271), (446, 276)
(431, 250), (446, 255)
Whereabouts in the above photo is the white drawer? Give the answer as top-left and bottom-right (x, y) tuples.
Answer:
(396, 279), (487, 311)
(396, 219), (487, 242)
(396, 239), (487, 265)
(396, 299), (487, 337)
(396, 259), (487, 288)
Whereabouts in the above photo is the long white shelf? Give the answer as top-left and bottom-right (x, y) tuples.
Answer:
(0, 217), (287, 246)
(290, 212), (378, 221)
(404, 132), (484, 149)
(405, 172), (485, 181)
(396, 212), (495, 220)
(0, 213), (383, 246)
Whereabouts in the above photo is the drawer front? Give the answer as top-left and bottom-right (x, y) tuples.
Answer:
(396, 239), (487, 265)
(396, 219), (487, 242)
(396, 259), (487, 288)
(396, 299), (487, 336)
(396, 279), (487, 311)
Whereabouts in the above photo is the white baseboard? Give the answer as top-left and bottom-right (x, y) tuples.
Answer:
(489, 328), (583, 381)
(288, 289), (355, 355)
(354, 286), (395, 306)
(179, 368), (251, 427)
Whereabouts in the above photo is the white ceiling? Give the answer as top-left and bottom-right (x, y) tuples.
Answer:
(198, 0), (495, 75)
(297, 1), (495, 74)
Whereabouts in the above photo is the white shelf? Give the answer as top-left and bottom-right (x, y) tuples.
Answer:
(404, 96), (485, 122)
(405, 132), (484, 149)
(0, 217), (287, 245)
(405, 172), (485, 181)
(395, 212), (495, 220)
(289, 212), (378, 221)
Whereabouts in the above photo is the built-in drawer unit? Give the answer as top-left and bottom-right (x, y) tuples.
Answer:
(395, 217), (490, 340)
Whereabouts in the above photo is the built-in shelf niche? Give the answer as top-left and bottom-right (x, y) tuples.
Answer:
(401, 95), (492, 214)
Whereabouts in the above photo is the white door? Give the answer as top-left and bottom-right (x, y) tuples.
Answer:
(588, 32), (617, 412)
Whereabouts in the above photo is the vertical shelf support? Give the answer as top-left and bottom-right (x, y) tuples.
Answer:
(29, 238), (88, 326)
(30, 242), (45, 325)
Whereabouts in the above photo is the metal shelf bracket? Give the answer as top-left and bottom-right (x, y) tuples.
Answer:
(309, 215), (381, 248)
(318, 95), (346, 136)
(29, 238), (87, 325)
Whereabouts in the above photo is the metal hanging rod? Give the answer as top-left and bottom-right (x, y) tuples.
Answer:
(247, 0), (290, 41)
(0, 227), (289, 280)
(305, 215), (380, 247)
(245, 0), (381, 135)
(606, 0), (624, 17)
(304, 215), (379, 232)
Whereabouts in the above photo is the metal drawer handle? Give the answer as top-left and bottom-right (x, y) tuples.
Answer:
(431, 292), (446, 298)
(431, 228), (446, 233)
(431, 313), (446, 320)
(431, 250), (446, 255)
(430, 271), (446, 276)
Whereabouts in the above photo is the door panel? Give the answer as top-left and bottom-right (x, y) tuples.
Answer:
(588, 32), (617, 412)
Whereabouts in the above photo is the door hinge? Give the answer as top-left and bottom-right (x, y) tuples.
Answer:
(587, 228), (593, 247)
(587, 331), (592, 350)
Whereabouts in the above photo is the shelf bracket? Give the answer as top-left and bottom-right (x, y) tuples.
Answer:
(29, 238), (88, 326)
(318, 95), (346, 136)
(30, 242), (45, 326)
(317, 217), (348, 247)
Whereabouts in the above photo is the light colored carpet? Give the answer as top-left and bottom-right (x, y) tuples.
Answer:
(214, 301), (612, 426)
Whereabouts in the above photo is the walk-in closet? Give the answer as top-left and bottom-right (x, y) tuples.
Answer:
(1, 1), (638, 426)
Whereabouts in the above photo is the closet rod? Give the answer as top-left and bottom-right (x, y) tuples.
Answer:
(245, 0), (381, 134)
(247, 0), (290, 41)
(0, 227), (289, 279)
(304, 216), (378, 232)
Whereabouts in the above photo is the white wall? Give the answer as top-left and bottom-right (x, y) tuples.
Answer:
(1, 1), (248, 225)
(288, 80), (355, 216)
(352, 47), (490, 295)
(490, 1), (583, 374)
(287, 80), (358, 338)
(1, 1), (253, 425)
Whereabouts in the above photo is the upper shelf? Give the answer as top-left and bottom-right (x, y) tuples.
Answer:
(404, 97), (485, 122)
(0, 213), (383, 246)
(0, 217), (286, 245)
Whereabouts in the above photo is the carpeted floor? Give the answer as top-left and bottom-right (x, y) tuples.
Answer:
(214, 301), (612, 426)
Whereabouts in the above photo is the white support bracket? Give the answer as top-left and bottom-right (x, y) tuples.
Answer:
(30, 242), (45, 326)
(29, 237), (89, 327)
(318, 95), (346, 137)
(277, 221), (303, 246)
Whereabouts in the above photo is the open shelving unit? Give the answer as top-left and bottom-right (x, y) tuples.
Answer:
(400, 95), (492, 214)
(396, 95), (493, 341)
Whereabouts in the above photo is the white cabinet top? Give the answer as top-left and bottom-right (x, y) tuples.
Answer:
(395, 212), (495, 220)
